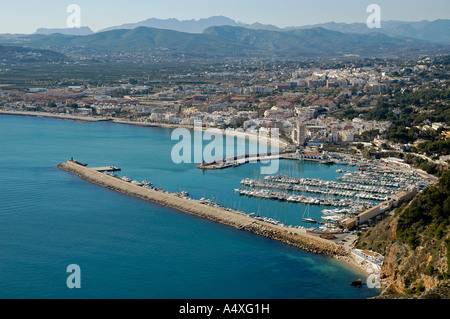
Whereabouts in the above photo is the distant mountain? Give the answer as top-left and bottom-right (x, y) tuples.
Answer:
(415, 19), (450, 43)
(98, 16), (245, 34)
(293, 19), (450, 43)
(1, 27), (253, 58)
(5, 16), (447, 45)
(34, 27), (94, 36)
(245, 23), (283, 32)
(0, 25), (444, 60)
(96, 17), (450, 43)
(203, 25), (436, 57)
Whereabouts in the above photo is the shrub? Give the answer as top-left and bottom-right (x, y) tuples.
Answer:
(424, 265), (435, 276)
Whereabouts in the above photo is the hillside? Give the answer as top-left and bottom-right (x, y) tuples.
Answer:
(0, 25), (446, 60)
(355, 170), (450, 298)
(96, 16), (450, 43)
(297, 19), (450, 43)
(203, 26), (432, 57)
(0, 45), (67, 63)
(0, 27), (254, 58)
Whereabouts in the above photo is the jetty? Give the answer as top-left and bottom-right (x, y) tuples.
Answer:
(57, 159), (346, 256)
(197, 152), (289, 170)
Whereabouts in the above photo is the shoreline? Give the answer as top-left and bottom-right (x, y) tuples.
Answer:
(334, 255), (371, 277)
(3, 111), (373, 283)
(0, 110), (288, 148)
(0, 110), (110, 122)
(58, 160), (376, 286)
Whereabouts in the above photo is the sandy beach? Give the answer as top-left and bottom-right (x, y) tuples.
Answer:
(203, 127), (288, 149)
(0, 110), (111, 122)
(0, 110), (289, 148)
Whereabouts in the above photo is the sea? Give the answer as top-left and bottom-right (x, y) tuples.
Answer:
(0, 114), (381, 299)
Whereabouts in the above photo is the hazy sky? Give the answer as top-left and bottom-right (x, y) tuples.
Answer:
(1, 0), (449, 34)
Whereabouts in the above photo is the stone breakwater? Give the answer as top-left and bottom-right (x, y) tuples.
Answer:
(57, 160), (346, 256)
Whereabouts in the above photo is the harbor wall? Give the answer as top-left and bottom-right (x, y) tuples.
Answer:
(57, 160), (346, 256)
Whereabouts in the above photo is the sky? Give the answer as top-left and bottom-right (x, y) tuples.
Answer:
(1, 0), (449, 34)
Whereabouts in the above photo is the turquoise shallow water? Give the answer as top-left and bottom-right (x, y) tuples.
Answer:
(0, 114), (380, 298)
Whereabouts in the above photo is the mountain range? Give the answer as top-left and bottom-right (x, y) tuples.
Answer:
(26, 16), (450, 43)
(96, 16), (450, 43)
(0, 17), (448, 61)
(34, 26), (94, 36)
(97, 16), (245, 34)
(296, 19), (450, 43)
(0, 25), (443, 59)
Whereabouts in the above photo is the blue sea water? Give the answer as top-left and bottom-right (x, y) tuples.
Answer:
(0, 114), (380, 299)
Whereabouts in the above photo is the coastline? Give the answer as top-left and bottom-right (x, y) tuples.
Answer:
(334, 254), (372, 277)
(0, 110), (288, 148)
(0, 110), (110, 122)
(2, 111), (371, 283)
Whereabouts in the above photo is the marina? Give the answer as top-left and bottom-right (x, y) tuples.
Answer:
(4, 113), (435, 299)
(335, 168), (432, 189)
(57, 159), (348, 257)
(241, 178), (391, 198)
(72, 155), (418, 238)
(234, 159), (434, 230)
(92, 141), (434, 234)
(234, 187), (368, 207)
(264, 176), (393, 194)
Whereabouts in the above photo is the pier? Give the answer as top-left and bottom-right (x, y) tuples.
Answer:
(57, 159), (346, 256)
(197, 152), (289, 170)
(195, 151), (369, 170)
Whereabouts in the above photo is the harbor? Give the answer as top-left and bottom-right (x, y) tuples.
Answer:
(234, 158), (434, 232)
(57, 153), (431, 255)
(56, 158), (406, 280)
(2, 114), (389, 299)
(57, 159), (348, 256)
(240, 178), (391, 199)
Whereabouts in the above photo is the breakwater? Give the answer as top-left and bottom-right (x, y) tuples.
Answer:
(57, 160), (346, 256)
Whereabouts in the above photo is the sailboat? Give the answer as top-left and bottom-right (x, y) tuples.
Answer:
(302, 205), (319, 223)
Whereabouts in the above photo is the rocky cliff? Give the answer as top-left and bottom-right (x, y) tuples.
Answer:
(355, 170), (450, 298)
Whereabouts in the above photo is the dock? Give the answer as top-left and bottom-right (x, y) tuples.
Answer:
(197, 152), (289, 170)
(57, 159), (346, 256)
